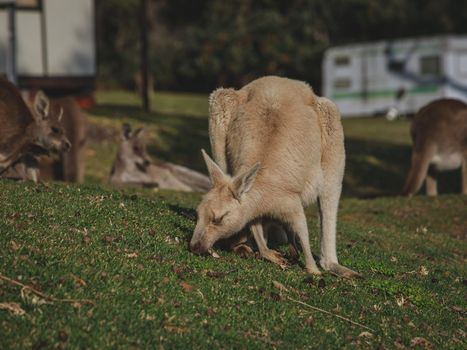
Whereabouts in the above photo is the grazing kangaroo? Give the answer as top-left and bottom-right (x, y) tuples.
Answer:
(402, 99), (467, 196)
(110, 124), (211, 192)
(0, 78), (71, 182)
(38, 96), (88, 183)
(190, 76), (359, 278)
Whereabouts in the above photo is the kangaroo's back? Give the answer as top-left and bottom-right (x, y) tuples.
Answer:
(225, 76), (322, 192)
(0, 78), (33, 147)
(411, 99), (467, 151)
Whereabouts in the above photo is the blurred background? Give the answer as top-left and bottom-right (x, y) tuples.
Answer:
(1, 0), (466, 196)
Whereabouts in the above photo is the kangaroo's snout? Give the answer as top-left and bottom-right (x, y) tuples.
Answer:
(62, 140), (72, 152)
(190, 241), (208, 255)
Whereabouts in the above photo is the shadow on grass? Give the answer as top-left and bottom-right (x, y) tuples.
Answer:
(344, 137), (462, 198)
(168, 204), (197, 242)
(88, 104), (211, 173)
(88, 104), (462, 198)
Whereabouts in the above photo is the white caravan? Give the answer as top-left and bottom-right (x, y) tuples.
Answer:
(322, 35), (467, 117)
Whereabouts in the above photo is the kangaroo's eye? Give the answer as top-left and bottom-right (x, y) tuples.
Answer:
(133, 146), (141, 153)
(51, 127), (61, 134)
(212, 211), (229, 225)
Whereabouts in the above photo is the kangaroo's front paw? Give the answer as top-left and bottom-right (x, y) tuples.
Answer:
(261, 249), (289, 270)
(233, 243), (254, 258)
(322, 262), (362, 279)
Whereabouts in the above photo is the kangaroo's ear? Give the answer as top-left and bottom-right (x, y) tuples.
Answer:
(133, 127), (145, 139)
(121, 123), (132, 140)
(201, 149), (226, 186)
(232, 163), (260, 199)
(33, 90), (50, 120)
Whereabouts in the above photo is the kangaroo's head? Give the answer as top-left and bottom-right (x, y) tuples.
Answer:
(190, 149), (260, 255)
(117, 124), (151, 172)
(30, 91), (71, 153)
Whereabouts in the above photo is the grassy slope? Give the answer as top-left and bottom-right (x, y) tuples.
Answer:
(0, 182), (465, 349)
(1, 90), (466, 348)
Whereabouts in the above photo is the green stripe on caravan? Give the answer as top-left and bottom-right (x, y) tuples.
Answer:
(332, 85), (439, 100)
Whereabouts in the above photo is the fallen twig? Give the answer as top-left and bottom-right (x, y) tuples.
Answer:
(0, 273), (94, 306)
(287, 296), (374, 332)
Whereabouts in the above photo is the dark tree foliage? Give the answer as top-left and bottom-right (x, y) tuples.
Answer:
(96, 0), (467, 93)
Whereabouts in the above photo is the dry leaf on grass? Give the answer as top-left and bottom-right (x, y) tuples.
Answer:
(180, 281), (193, 292)
(10, 240), (21, 251)
(207, 308), (217, 317)
(359, 331), (373, 338)
(272, 280), (288, 292)
(0, 302), (26, 315)
(394, 339), (406, 349)
(208, 249), (220, 258)
(71, 301), (83, 309)
(172, 265), (194, 279)
(20, 288), (48, 305)
(125, 252), (138, 258)
(410, 337), (432, 348)
(102, 235), (116, 243)
(73, 275), (87, 287)
(164, 325), (190, 334)
(418, 266), (429, 276)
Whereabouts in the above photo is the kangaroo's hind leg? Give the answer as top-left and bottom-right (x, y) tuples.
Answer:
(317, 188), (361, 279)
(426, 166), (438, 196)
(462, 154), (467, 195)
(401, 145), (435, 196)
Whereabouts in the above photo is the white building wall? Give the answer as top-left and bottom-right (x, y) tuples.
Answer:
(16, 11), (43, 75)
(45, 0), (95, 76)
(0, 0), (95, 78)
(0, 11), (8, 73)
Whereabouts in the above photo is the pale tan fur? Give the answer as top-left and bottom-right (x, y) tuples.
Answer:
(402, 98), (467, 196)
(110, 124), (211, 192)
(190, 76), (359, 277)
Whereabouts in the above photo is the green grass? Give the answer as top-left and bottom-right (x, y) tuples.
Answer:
(0, 182), (465, 349)
(87, 90), (461, 197)
(1, 90), (466, 348)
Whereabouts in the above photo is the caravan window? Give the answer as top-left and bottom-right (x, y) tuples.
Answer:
(458, 53), (467, 75)
(420, 55), (441, 77)
(333, 78), (351, 89)
(334, 56), (350, 66)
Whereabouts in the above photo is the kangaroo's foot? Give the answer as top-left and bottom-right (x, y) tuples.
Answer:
(322, 262), (361, 279)
(232, 243), (254, 258)
(260, 249), (289, 270)
(305, 265), (322, 276)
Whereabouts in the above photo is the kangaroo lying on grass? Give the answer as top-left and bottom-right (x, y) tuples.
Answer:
(0, 78), (71, 182)
(110, 124), (211, 192)
(402, 98), (467, 196)
(190, 76), (359, 278)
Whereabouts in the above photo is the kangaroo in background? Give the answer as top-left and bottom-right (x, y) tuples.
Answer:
(38, 96), (88, 183)
(110, 124), (211, 192)
(402, 99), (467, 196)
(190, 76), (359, 278)
(0, 78), (71, 182)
